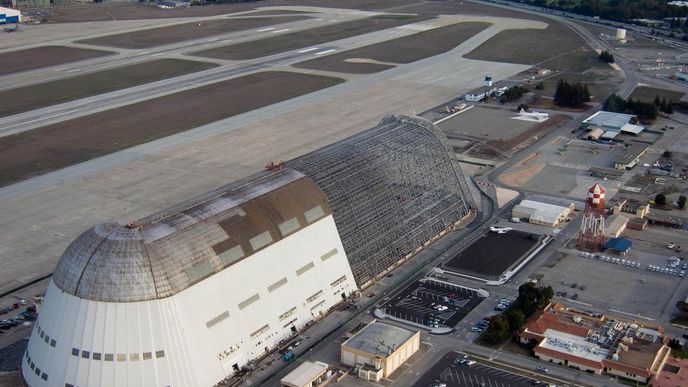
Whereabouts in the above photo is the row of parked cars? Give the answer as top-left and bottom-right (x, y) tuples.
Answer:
(494, 298), (511, 311)
(0, 306), (36, 332)
(580, 252), (643, 268)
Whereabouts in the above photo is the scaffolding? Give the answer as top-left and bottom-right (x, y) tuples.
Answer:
(289, 115), (474, 287)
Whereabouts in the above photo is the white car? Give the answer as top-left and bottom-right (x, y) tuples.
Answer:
(669, 243), (676, 249)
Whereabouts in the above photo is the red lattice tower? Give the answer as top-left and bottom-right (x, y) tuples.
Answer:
(577, 183), (607, 252)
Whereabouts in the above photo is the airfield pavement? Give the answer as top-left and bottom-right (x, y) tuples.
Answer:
(190, 14), (434, 60)
(294, 21), (490, 73)
(0, 59), (218, 118)
(77, 15), (311, 49)
(0, 71), (344, 186)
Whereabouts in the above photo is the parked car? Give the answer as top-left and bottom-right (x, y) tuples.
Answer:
(537, 366), (549, 373)
(669, 242), (676, 249)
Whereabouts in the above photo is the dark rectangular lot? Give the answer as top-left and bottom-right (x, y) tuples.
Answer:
(294, 21), (489, 74)
(78, 16), (310, 49)
(382, 279), (484, 329)
(0, 59), (218, 118)
(414, 351), (542, 387)
(443, 230), (541, 279)
(191, 14), (434, 60)
(0, 46), (112, 76)
(0, 71), (343, 186)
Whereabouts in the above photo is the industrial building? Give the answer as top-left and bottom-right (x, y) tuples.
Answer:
(581, 111), (645, 137)
(464, 75), (497, 102)
(340, 320), (420, 382)
(613, 143), (648, 170)
(519, 303), (669, 384)
(11, 0), (49, 9)
(280, 361), (331, 387)
(612, 198), (650, 219)
(0, 6), (20, 23)
(604, 213), (629, 238)
(511, 199), (575, 227)
(22, 115), (472, 387)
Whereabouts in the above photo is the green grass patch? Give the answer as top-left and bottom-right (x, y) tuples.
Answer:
(0, 59), (218, 118)
(502, 342), (533, 357)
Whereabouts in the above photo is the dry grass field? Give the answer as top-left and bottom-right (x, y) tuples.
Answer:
(0, 59), (218, 118)
(629, 86), (685, 103)
(294, 21), (489, 73)
(0, 71), (343, 186)
(42, 0), (420, 23)
(0, 46), (112, 76)
(464, 22), (586, 66)
(191, 14), (433, 60)
(78, 15), (309, 49)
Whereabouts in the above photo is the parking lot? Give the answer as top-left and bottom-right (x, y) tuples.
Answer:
(414, 351), (543, 387)
(539, 250), (682, 318)
(382, 279), (485, 329)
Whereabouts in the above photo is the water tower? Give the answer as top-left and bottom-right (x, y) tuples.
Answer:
(577, 183), (606, 252)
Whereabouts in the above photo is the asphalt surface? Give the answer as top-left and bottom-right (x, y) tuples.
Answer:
(382, 280), (485, 328)
(414, 352), (543, 387)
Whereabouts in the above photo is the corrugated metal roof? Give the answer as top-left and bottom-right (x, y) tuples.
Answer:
(52, 169), (331, 302)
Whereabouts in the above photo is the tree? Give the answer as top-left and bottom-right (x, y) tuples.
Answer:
(654, 95), (662, 106)
(482, 315), (510, 345)
(604, 93), (626, 112)
(661, 98), (668, 112)
(541, 285), (554, 306)
(599, 50), (615, 63)
(517, 103), (529, 112)
(655, 193), (667, 206)
(554, 80), (591, 108)
(667, 102), (675, 114)
(535, 82), (545, 90)
(505, 309), (526, 331)
(678, 195), (687, 209)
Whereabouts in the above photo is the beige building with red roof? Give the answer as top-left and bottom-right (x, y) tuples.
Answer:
(519, 303), (669, 383)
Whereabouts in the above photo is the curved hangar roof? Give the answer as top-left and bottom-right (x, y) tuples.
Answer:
(289, 115), (471, 286)
(52, 115), (472, 302)
(52, 169), (331, 302)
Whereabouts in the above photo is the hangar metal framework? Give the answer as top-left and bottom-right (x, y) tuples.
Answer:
(290, 115), (474, 287)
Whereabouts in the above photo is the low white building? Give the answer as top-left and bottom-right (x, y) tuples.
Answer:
(281, 361), (330, 387)
(512, 199), (575, 227)
(581, 111), (645, 136)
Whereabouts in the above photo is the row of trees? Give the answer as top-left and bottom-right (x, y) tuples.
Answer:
(603, 93), (659, 119)
(553, 80), (591, 108)
(522, 0), (688, 22)
(481, 283), (554, 345)
(653, 95), (675, 114)
(655, 193), (687, 208)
